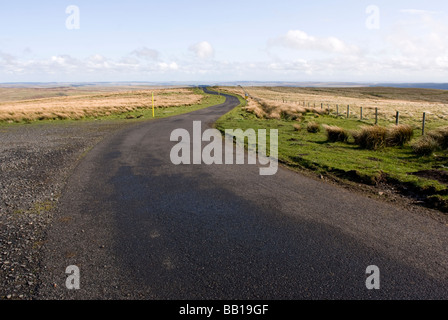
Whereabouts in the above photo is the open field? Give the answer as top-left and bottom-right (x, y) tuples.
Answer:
(215, 86), (448, 214)
(219, 86), (448, 132)
(0, 86), (208, 123)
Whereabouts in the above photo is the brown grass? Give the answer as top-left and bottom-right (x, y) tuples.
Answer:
(427, 127), (448, 149)
(307, 121), (321, 133)
(0, 88), (203, 122)
(243, 99), (268, 118)
(219, 86), (448, 125)
(352, 126), (388, 150)
(243, 97), (324, 121)
(386, 124), (414, 147)
(352, 124), (414, 150)
(412, 135), (440, 156)
(324, 125), (349, 142)
(412, 126), (448, 156)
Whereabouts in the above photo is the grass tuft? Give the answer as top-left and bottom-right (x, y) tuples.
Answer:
(307, 121), (321, 133)
(427, 127), (448, 149)
(324, 125), (349, 143)
(352, 125), (388, 150)
(412, 135), (440, 156)
(386, 124), (414, 147)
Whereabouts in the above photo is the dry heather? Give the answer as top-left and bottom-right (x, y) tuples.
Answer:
(0, 88), (203, 122)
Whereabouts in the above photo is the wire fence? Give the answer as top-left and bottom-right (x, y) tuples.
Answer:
(268, 98), (445, 136)
(231, 86), (448, 135)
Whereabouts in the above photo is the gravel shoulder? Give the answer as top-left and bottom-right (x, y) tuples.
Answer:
(0, 119), (134, 300)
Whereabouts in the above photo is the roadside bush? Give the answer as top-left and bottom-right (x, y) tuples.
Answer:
(324, 125), (349, 143)
(386, 124), (414, 147)
(307, 121), (320, 133)
(352, 125), (388, 150)
(412, 135), (440, 156)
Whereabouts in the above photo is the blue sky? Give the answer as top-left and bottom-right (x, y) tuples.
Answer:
(1, 0), (448, 82)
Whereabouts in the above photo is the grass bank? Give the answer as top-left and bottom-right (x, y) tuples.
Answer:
(215, 93), (448, 213)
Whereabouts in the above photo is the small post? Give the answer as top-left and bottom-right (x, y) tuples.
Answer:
(321, 103), (323, 110)
(422, 112), (426, 135)
(336, 104), (339, 116)
(396, 111), (399, 125)
(360, 107), (363, 120)
(327, 104), (330, 114)
(152, 92), (155, 117)
(347, 105), (350, 118)
(375, 108), (378, 124)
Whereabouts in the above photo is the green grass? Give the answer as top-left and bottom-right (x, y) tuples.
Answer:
(0, 87), (226, 127)
(216, 98), (448, 211)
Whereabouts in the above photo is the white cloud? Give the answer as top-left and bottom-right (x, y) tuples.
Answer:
(383, 12), (448, 71)
(0, 52), (182, 79)
(268, 30), (360, 55)
(189, 41), (215, 60)
(158, 61), (179, 71)
(130, 47), (159, 60)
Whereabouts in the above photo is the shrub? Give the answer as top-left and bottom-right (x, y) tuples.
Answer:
(386, 124), (414, 147)
(352, 125), (388, 150)
(307, 121), (320, 133)
(324, 125), (349, 143)
(293, 124), (301, 131)
(412, 135), (440, 156)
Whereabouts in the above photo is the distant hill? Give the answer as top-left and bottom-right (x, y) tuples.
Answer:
(1, 81), (448, 91)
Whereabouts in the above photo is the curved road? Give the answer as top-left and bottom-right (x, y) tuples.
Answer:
(39, 88), (448, 300)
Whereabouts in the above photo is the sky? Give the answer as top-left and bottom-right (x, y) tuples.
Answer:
(1, 0), (448, 83)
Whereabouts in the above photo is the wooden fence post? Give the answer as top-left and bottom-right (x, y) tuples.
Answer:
(375, 108), (378, 125)
(360, 107), (363, 120)
(347, 105), (350, 118)
(422, 112), (426, 135)
(396, 111), (399, 125)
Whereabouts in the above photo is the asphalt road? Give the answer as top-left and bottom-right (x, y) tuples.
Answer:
(38, 88), (448, 300)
